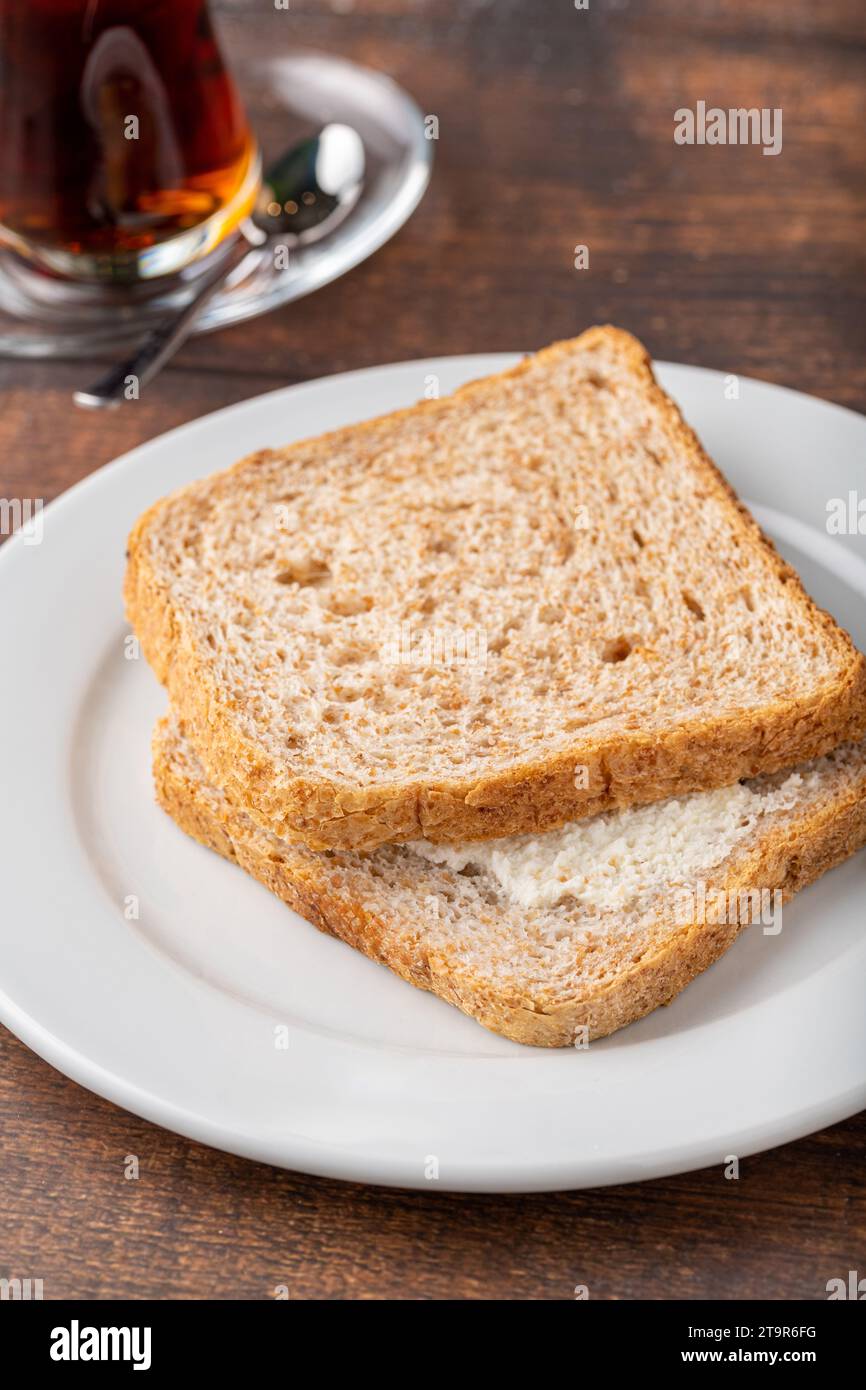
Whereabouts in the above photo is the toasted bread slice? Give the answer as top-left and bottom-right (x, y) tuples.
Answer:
(128, 327), (866, 851)
(154, 716), (866, 1047)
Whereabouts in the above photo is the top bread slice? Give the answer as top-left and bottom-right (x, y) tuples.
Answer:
(126, 326), (866, 852)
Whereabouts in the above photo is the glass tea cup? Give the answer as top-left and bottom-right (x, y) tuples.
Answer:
(0, 0), (261, 282)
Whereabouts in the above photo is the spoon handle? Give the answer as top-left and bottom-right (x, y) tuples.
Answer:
(73, 236), (254, 410)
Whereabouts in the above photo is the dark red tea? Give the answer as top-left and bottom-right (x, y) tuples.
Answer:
(0, 0), (258, 279)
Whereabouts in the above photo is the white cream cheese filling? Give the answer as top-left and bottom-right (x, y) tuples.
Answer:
(408, 773), (808, 912)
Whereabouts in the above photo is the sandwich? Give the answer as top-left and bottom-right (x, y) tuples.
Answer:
(127, 327), (866, 1045)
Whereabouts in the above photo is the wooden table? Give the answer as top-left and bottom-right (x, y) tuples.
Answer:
(1, 0), (864, 1300)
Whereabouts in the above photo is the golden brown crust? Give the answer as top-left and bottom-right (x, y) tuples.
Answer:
(128, 327), (866, 852)
(153, 717), (866, 1048)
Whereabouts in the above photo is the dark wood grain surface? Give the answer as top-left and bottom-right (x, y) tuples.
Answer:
(1, 0), (864, 1300)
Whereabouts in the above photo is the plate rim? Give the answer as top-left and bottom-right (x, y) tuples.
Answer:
(2, 980), (865, 1193)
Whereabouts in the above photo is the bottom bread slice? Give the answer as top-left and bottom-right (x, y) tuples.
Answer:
(153, 716), (866, 1047)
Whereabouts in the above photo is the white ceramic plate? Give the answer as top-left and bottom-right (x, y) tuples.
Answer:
(1, 356), (865, 1192)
